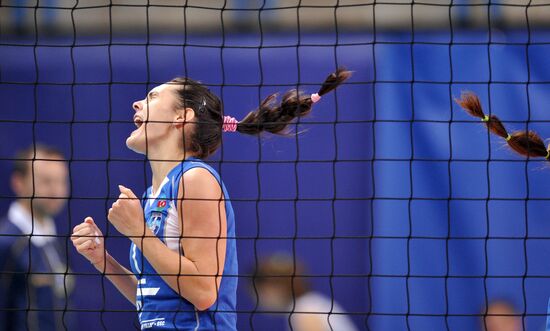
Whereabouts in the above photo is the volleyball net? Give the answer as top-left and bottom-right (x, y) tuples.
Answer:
(1, 1), (550, 330)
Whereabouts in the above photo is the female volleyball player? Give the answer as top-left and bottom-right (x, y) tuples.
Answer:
(70, 68), (351, 330)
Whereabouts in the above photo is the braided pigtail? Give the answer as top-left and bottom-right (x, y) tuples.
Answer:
(233, 68), (352, 135)
(455, 91), (550, 159)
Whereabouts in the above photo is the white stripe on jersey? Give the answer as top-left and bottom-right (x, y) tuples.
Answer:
(164, 201), (180, 251)
(194, 309), (200, 331)
(132, 244), (141, 274)
(138, 287), (160, 296)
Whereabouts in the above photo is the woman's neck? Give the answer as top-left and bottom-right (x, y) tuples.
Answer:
(149, 149), (194, 194)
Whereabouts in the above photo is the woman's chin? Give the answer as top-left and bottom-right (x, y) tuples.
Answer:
(126, 135), (146, 154)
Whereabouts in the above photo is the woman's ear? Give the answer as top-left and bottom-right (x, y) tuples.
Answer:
(174, 107), (195, 128)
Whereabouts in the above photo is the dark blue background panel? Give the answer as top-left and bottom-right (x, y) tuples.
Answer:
(1, 31), (550, 331)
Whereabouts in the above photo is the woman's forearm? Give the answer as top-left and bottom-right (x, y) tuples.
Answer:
(93, 253), (138, 305)
(131, 234), (217, 310)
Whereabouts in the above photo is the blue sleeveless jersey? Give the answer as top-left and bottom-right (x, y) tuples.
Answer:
(129, 158), (238, 330)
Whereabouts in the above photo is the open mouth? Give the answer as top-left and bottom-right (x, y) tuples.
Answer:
(133, 115), (144, 129)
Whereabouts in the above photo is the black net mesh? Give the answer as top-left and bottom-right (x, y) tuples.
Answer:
(0, 1), (548, 331)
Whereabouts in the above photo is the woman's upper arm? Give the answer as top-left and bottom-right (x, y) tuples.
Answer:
(177, 167), (227, 277)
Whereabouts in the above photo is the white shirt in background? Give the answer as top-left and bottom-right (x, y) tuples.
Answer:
(288, 292), (359, 331)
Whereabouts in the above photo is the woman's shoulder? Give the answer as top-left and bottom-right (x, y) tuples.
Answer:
(182, 167), (221, 195)
(167, 159), (218, 178)
(180, 159), (221, 184)
(168, 159), (223, 199)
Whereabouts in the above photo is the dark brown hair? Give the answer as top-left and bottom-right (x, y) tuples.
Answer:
(455, 91), (549, 159)
(12, 144), (65, 177)
(170, 68), (352, 159)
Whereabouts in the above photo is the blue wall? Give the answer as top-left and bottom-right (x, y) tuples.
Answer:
(2, 30), (550, 330)
(366, 30), (550, 330)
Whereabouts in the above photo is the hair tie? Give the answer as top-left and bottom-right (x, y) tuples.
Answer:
(199, 97), (207, 113)
(481, 115), (490, 122)
(505, 134), (512, 142)
(222, 116), (238, 133)
(311, 93), (321, 104)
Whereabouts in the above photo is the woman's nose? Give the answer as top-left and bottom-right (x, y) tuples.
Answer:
(132, 100), (142, 112)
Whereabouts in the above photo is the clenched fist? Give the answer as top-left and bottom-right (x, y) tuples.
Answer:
(71, 217), (105, 268)
(107, 185), (147, 239)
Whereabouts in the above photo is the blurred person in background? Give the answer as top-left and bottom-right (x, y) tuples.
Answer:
(0, 144), (73, 331)
(453, 0), (503, 29)
(482, 299), (522, 331)
(252, 253), (358, 331)
(12, 0), (58, 35)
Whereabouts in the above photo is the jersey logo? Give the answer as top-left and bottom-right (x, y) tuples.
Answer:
(141, 317), (165, 329)
(153, 196), (167, 212)
(147, 212), (163, 235)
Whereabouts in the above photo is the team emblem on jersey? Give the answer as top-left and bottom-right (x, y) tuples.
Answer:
(154, 196), (167, 212)
(148, 212), (163, 235)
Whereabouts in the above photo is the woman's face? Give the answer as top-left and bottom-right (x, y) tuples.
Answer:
(126, 83), (188, 154)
